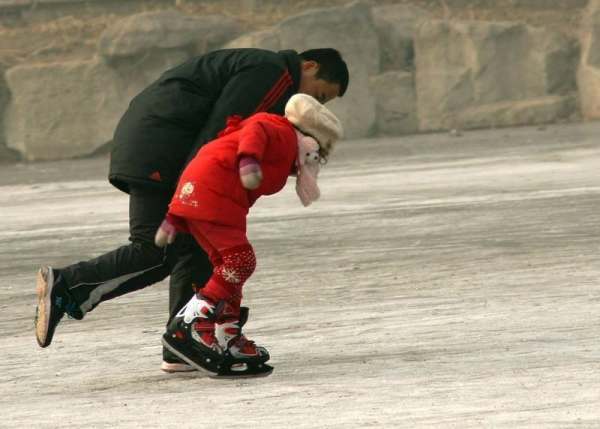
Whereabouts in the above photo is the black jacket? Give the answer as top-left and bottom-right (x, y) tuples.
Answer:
(108, 48), (302, 193)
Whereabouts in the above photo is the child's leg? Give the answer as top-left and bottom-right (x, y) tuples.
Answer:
(185, 222), (268, 361)
(185, 221), (254, 307)
(163, 219), (270, 376)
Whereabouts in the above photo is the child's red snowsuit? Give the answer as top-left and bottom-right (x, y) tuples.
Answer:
(168, 112), (298, 309)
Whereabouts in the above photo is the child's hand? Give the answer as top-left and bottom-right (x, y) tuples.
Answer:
(155, 214), (181, 247)
(239, 156), (263, 190)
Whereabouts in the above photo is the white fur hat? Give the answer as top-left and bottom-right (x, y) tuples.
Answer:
(285, 94), (343, 154)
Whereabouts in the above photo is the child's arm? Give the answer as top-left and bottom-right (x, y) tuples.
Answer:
(237, 120), (270, 190)
(237, 120), (269, 161)
(154, 213), (188, 247)
(239, 156), (262, 190)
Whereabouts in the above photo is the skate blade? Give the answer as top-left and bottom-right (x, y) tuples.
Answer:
(213, 361), (274, 379)
(160, 360), (197, 373)
(161, 337), (218, 376)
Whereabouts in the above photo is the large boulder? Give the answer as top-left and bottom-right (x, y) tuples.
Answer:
(415, 20), (579, 131)
(0, 62), (8, 117)
(325, 66), (376, 139)
(98, 10), (241, 59)
(0, 62), (20, 162)
(221, 1), (379, 139)
(430, 0), (587, 8)
(4, 59), (123, 161)
(222, 29), (281, 51)
(370, 71), (418, 135)
(109, 50), (190, 102)
(277, 1), (379, 75)
(276, 1), (379, 138)
(577, 0), (600, 120)
(456, 95), (576, 129)
(371, 4), (432, 71)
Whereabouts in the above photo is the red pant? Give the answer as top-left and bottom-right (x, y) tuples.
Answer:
(184, 219), (256, 310)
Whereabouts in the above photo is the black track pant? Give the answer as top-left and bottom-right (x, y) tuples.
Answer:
(56, 185), (212, 324)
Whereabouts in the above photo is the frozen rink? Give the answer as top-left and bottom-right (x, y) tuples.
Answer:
(1, 123), (599, 428)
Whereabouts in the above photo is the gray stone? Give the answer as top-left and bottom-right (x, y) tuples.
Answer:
(221, 29), (281, 51)
(577, 0), (600, 120)
(324, 66), (376, 140)
(528, 26), (579, 96)
(98, 10), (241, 59)
(276, 1), (379, 138)
(370, 71), (418, 135)
(371, 4), (432, 71)
(109, 50), (190, 101)
(5, 59), (123, 161)
(4, 49), (196, 162)
(0, 62), (8, 115)
(456, 95), (576, 129)
(415, 20), (578, 131)
(0, 61), (11, 160)
(277, 1), (379, 75)
(415, 0), (588, 8)
(222, 1), (380, 139)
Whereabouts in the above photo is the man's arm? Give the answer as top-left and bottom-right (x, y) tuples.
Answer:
(185, 64), (293, 165)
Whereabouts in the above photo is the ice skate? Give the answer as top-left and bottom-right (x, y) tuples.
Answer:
(214, 306), (273, 378)
(161, 294), (224, 375)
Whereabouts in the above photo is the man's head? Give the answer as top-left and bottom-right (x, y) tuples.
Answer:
(298, 48), (349, 104)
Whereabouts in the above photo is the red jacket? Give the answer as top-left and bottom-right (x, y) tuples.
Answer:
(169, 113), (298, 230)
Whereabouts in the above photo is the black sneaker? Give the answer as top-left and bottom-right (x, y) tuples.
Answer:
(161, 347), (196, 373)
(34, 266), (65, 348)
(34, 266), (82, 347)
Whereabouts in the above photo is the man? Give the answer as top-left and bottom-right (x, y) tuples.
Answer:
(34, 47), (349, 372)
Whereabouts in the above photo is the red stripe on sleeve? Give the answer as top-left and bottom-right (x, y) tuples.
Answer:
(253, 71), (293, 114)
(260, 74), (293, 113)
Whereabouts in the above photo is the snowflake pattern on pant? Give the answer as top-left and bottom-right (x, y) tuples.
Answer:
(214, 246), (256, 286)
(221, 268), (240, 283)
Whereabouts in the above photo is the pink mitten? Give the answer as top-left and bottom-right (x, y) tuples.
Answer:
(239, 156), (263, 190)
(155, 213), (187, 247)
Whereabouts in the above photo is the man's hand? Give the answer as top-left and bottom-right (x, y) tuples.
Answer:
(239, 156), (263, 190)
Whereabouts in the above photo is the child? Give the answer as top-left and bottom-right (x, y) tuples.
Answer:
(155, 94), (343, 377)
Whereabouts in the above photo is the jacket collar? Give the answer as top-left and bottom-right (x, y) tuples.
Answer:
(278, 50), (301, 93)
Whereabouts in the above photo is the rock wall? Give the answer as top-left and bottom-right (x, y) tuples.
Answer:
(0, 0), (596, 161)
(414, 20), (578, 131)
(2, 10), (241, 161)
(577, 0), (600, 120)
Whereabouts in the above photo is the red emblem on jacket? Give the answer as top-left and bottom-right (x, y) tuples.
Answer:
(149, 171), (162, 181)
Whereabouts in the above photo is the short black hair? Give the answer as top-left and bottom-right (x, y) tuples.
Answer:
(299, 48), (349, 96)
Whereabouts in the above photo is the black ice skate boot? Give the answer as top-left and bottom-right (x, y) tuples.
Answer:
(215, 306), (273, 378)
(162, 294), (224, 375)
(35, 266), (82, 348)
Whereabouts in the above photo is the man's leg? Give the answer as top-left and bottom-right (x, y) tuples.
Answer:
(161, 234), (212, 371)
(35, 185), (176, 347)
(168, 234), (212, 325)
